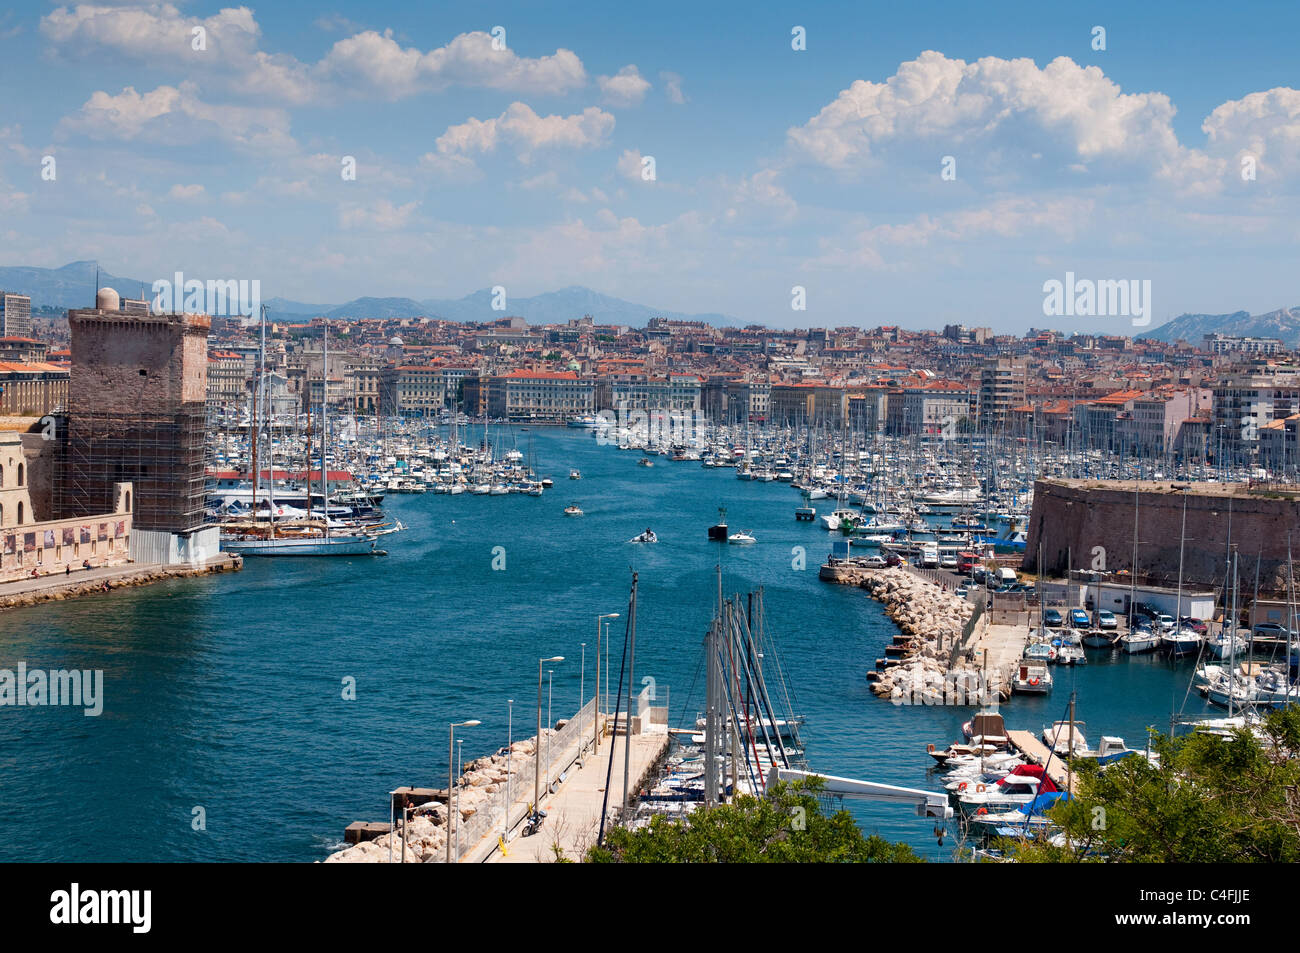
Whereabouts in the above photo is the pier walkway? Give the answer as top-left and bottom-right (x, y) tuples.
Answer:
(481, 727), (669, 863)
(967, 622), (1029, 698)
(1007, 730), (1076, 794)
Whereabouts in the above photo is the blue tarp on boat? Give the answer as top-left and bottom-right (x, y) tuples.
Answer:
(1019, 791), (1071, 815)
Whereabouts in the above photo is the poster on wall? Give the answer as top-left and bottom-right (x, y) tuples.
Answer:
(62, 527), (74, 546)
(79, 526), (91, 544)
(3, 535), (13, 555)
(97, 523), (108, 541)
(115, 521), (125, 538)
(43, 530), (54, 550)
(23, 533), (35, 552)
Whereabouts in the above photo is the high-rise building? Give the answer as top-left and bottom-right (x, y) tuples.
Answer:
(0, 292), (32, 339)
(57, 287), (215, 565)
(978, 358), (1026, 432)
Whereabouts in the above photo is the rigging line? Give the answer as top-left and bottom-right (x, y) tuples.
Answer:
(674, 641), (705, 733)
(1019, 694), (1076, 841)
(596, 581), (634, 847)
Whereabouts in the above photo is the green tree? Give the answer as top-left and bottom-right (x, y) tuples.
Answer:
(1009, 707), (1300, 863)
(585, 778), (922, 863)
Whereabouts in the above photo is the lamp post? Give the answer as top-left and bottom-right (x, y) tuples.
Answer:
(447, 719), (480, 864)
(536, 656), (564, 816)
(505, 699), (513, 838)
(580, 643), (586, 716)
(547, 668), (554, 795)
(595, 613), (619, 751)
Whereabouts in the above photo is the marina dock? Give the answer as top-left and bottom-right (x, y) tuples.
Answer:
(967, 621), (1031, 699)
(1007, 730), (1077, 794)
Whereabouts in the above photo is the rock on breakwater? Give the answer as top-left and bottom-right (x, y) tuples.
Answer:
(324, 734), (550, 863)
(840, 568), (989, 704)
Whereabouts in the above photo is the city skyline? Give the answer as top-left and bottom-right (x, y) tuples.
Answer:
(1, 2), (1298, 332)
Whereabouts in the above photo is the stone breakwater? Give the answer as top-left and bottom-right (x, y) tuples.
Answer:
(0, 557), (241, 613)
(324, 732), (553, 864)
(827, 566), (988, 704)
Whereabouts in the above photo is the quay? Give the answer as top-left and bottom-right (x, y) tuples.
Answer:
(963, 620), (1031, 700)
(0, 554), (241, 612)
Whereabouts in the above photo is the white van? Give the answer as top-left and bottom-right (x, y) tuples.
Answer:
(996, 567), (1018, 587)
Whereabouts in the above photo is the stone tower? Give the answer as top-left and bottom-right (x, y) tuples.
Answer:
(58, 288), (215, 564)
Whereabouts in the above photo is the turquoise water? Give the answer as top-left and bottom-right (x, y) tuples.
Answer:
(0, 428), (1217, 861)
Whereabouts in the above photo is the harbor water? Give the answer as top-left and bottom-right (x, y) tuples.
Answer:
(0, 428), (1218, 861)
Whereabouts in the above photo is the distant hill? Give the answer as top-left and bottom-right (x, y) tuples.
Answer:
(1140, 306), (1300, 347)
(0, 260), (154, 309)
(0, 262), (743, 327)
(417, 286), (742, 327)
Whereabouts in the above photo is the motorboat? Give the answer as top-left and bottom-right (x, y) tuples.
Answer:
(564, 504), (583, 517)
(1041, 721), (1088, 755)
(728, 531), (756, 545)
(1052, 630), (1087, 665)
(957, 765), (1058, 813)
(630, 529), (658, 544)
(569, 469), (581, 480)
(959, 709), (1010, 748)
(1013, 661), (1052, 695)
(820, 508), (859, 532)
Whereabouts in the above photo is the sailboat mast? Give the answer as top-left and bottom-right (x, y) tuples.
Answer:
(322, 321), (330, 539)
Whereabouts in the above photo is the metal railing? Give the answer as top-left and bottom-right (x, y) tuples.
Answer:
(448, 696), (598, 861)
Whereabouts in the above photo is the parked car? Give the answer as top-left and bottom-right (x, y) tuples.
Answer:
(1043, 609), (1064, 628)
(1070, 609), (1091, 628)
(885, 552), (903, 567)
(1097, 609), (1117, 630)
(1252, 622), (1298, 639)
(1179, 617), (1208, 634)
(1155, 613), (1176, 632)
(864, 554), (887, 568)
(1132, 602), (1160, 621)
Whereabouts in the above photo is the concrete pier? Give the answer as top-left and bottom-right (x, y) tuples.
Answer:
(481, 727), (669, 863)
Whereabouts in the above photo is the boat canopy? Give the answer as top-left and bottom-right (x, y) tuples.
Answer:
(1018, 791), (1070, 815)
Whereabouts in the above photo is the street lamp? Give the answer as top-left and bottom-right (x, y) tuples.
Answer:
(536, 656), (564, 817)
(505, 699), (514, 838)
(446, 719), (480, 864)
(547, 669), (554, 795)
(595, 614), (619, 751)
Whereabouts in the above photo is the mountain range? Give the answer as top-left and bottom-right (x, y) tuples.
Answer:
(0, 261), (744, 327)
(1137, 306), (1300, 347)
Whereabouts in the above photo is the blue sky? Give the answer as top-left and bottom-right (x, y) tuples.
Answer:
(1, 1), (1298, 331)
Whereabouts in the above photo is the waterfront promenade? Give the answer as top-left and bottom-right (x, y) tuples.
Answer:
(0, 553), (240, 612)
